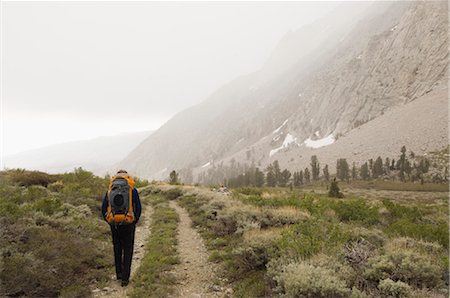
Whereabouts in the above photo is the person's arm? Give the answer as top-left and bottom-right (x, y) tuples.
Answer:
(133, 188), (142, 224)
(101, 192), (108, 221)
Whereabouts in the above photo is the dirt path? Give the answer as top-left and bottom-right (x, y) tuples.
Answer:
(92, 204), (153, 297)
(169, 201), (230, 298)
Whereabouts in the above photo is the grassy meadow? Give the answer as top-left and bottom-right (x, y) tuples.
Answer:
(153, 181), (449, 298)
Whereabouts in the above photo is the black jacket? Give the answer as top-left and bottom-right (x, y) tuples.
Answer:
(101, 188), (142, 224)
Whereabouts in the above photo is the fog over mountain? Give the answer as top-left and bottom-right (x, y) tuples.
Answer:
(4, 131), (152, 175)
(118, 1), (448, 182)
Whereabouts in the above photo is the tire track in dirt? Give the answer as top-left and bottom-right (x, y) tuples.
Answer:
(169, 201), (230, 298)
(92, 203), (153, 297)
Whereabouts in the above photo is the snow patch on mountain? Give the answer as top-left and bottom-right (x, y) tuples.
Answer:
(270, 133), (298, 157)
(304, 134), (335, 149)
(273, 119), (289, 134)
(202, 162), (211, 168)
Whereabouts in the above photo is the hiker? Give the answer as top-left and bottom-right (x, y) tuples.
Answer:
(101, 170), (142, 287)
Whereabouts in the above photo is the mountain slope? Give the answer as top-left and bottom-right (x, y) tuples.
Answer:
(4, 131), (152, 175)
(120, 1), (448, 181)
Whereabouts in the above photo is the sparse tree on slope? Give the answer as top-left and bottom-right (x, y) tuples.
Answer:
(336, 159), (350, 182)
(279, 169), (291, 187)
(351, 162), (358, 180)
(304, 168), (311, 183)
(169, 170), (179, 185)
(328, 178), (344, 198)
(254, 168), (265, 187)
(266, 164), (276, 187)
(360, 162), (369, 180)
(373, 156), (383, 179)
(323, 165), (330, 182)
(311, 155), (320, 181)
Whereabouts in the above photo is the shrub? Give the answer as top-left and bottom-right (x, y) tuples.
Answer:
(270, 262), (351, 297)
(364, 251), (442, 288)
(331, 199), (380, 225)
(234, 187), (263, 196)
(10, 170), (59, 187)
(385, 219), (449, 249)
(378, 278), (411, 298)
(343, 238), (376, 270)
(348, 227), (386, 248)
(32, 197), (62, 216)
(275, 219), (349, 260)
(163, 187), (184, 200)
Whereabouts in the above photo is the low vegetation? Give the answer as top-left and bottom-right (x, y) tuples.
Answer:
(130, 191), (179, 298)
(0, 168), (112, 297)
(155, 183), (449, 298)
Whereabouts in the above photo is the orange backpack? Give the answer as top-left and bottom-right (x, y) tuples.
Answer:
(106, 174), (135, 225)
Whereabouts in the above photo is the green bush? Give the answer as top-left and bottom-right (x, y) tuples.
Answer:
(378, 278), (411, 298)
(385, 219), (448, 249)
(331, 199), (380, 225)
(32, 197), (62, 215)
(10, 169), (59, 187)
(382, 200), (422, 222)
(234, 187), (263, 196)
(275, 219), (349, 259)
(270, 262), (351, 297)
(364, 251), (442, 288)
(163, 187), (184, 200)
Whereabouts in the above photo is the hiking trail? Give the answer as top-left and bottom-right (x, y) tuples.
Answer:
(169, 200), (231, 298)
(92, 203), (153, 298)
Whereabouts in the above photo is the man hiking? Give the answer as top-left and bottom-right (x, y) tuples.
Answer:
(102, 170), (142, 287)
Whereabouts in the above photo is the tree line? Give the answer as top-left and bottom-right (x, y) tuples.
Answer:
(224, 146), (447, 188)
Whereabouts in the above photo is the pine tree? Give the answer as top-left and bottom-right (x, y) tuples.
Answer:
(398, 146), (407, 182)
(279, 169), (291, 187)
(384, 158), (391, 174)
(323, 165), (330, 182)
(390, 159), (396, 171)
(273, 160), (282, 186)
(254, 168), (265, 187)
(266, 164), (276, 187)
(293, 172), (300, 187)
(328, 178), (343, 198)
(351, 162), (358, 180)
(311, 155), (320, 181)
(360, 162), (369, 180)
(336, 159), (350, 182)
(169, 170), (179, 184)
(373, 157), (383, 179)
(304, 168), (311, 183)
(299, 170), (304, 185)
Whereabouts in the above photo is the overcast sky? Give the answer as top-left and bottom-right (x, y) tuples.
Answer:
(2, 1), (341, 156)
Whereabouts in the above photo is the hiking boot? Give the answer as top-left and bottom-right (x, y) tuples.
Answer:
(121, 280), (129, 287)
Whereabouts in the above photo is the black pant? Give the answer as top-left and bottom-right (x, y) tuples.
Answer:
(110, 224), (136, 282)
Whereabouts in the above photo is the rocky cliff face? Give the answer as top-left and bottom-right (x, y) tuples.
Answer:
(119, 1), (448, 181)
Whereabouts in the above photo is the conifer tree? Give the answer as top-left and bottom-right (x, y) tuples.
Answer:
(169, 170), (179, 184)
(351, 162), (358, 180)
(279, 169), (291, 187)
(254, 167), (265, 187)
(299, 170), (304, 185)
(273, 160), (282, 186)
(293, 172), (300, 187)
(304, 168), (311, 183)
(328, 178), (343, 198)
(336, 159), (350, 182)
(311, 155), (320, 181)
(360, 162), (369, 180)
(384, 158), (391, 174)
(373, 156), (383, 179)
(266, 164), (276, 187)
(323, 165), (330, 182)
